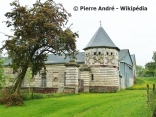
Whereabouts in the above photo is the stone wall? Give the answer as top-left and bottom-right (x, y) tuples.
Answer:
(34, 65), (66, 88)
(4, 65), (66, 89)
(89, 66), (119, 92)
(89, 86), (118, 93)
(65, 60), (80, 93)
(80, 71), (90, 92)
(65, 67), (79, 86)
(4, 60), (120, 93)
(79, 65), (90, 92)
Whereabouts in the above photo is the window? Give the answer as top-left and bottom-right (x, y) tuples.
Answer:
(111, 52), (113, 55)
(106, 52), (108, 55)
(41, 73), (46, 88)
(64, 72), (66, 86)
(91, 74), (94, 80)
(99, 52), (101, 55)
(94, 52), (96, 55)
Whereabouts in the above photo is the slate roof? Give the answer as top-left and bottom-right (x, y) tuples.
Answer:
(4, 52), (85, 65)
(119, 49), (134, 66)
(4, 51), (135, 65)
(119, 49), (129, 61)
(83, 27), (119, 50)
(45, 52), (85, 64)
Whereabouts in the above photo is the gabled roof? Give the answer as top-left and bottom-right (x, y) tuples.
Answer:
(130, 54), (135, 62)
(83, 27), (119, 50)
(119, 49), (129, 61)
(119, 49), (133, 67)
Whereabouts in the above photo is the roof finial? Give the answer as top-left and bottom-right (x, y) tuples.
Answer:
(100, 21), (102, 27)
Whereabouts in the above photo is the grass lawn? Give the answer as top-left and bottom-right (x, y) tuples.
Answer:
(0, 77), (155, 117)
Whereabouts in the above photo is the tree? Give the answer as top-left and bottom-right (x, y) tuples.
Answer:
(152, 51), (156, 62)
(24, 68), (33, 94)
(0, 0), (78, 103)
(145, 62), (156, 77)
(136, 65), (145, 77)
(0, 58), (6, 88)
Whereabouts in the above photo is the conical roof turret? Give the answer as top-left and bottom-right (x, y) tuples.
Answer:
(83, 26), (119, 50)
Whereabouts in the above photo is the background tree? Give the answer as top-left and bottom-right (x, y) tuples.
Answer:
(141, 51), (156, 77)
(152, 51), (156, 62)
(136, 65), (145, 77)
(0, 0), (78, 104)
(145, 62), (156, 77)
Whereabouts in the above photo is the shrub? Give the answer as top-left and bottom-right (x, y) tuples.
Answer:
(22, 93), (47, 101)
(0, 87), (24, 107)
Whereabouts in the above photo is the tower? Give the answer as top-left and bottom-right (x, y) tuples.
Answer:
(84, 25), (120, 92)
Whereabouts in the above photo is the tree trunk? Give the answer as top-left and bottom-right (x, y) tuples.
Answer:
(13, 65), (28, 94)
(28, 80), (31, 94)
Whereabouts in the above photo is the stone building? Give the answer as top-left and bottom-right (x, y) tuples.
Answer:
(4, 26), (136, 93)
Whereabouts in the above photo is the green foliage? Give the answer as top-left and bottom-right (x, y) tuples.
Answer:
(148, 90), (156, 117)
(22, 93), (47, 101)
(0, 58), (6, 88)
(145, 62), (156, 77)
(136, 65), (145, 77)
(137, 52), (156, 77)
(1, 0), (78, 77)
(136, 63), (156, 77)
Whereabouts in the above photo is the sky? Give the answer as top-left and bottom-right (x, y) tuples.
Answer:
(0, 0), (156, 67)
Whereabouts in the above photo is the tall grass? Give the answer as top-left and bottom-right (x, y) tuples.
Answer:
(127, 77), (156, 90)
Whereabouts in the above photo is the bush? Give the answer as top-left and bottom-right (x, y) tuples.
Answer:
(22, 93), (47, 101)
(47, 92), (65, 98)
(0, 87), (24, 107)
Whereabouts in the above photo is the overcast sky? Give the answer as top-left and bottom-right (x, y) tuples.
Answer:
(0, 0), (156, 67)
